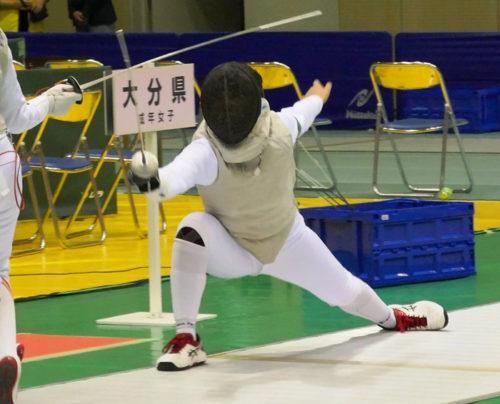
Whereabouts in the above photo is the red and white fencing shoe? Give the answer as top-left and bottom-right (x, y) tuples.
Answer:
(156, 333), (207, 371)
(387, 300), (449, 332)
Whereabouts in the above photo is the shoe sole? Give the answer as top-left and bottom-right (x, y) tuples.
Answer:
(157, 360), (206, 372)
(0, 356), (18, 404)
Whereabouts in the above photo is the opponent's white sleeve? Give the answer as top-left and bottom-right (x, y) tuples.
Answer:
(156, 137), (218, 200)
(0, 30), (50, 134)
(277, 95), (323, 144)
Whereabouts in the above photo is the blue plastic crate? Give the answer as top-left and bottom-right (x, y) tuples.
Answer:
(300, 199), (475, 287)
(399, 85), (500, 133)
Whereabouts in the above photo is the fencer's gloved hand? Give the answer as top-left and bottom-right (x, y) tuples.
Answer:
(44, 83), (83, 116)
(128, 171), (160, 193)
(128, 151), (160, 193)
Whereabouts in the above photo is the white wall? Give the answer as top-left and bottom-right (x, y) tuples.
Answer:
(244, 0), (339, 31)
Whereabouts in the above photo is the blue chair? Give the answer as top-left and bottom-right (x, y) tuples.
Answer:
(19, 90), (106, 248)
(45, 58), (165, 237)
(370, 61), (473, 197)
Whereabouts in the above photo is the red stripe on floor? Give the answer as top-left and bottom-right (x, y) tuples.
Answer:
(17, 333), (141, 359)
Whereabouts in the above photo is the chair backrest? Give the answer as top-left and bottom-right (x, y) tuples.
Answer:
(247, 62), (304, 98)
(156, 60), (202, 97)
(51, 90), (102, 123)
(369, 61), (456, 123)
(370, 61), (451, 105)
(20, 90), (102, 155)
(13, 60), (26, 70)
(370, 62), (442, 89)
(45, 59), (103, 69)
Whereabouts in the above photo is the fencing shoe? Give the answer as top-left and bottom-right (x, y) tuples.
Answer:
(0, 355), (20, 404)
(385, 300), (448, 332)
(156, 333), (207, 371)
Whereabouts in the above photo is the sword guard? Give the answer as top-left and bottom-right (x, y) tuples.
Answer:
(65, 76), (83, 104)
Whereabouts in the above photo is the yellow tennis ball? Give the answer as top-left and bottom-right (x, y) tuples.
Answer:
(438, 187), (453, 200)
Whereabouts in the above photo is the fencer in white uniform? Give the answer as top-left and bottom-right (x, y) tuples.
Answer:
(0, 28), (82, 403)
(129, 62), (448, 372)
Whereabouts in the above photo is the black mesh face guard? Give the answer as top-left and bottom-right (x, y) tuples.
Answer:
(201, 62), (263, 145)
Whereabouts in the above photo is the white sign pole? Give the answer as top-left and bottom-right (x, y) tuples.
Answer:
(144, 129), (162, 317)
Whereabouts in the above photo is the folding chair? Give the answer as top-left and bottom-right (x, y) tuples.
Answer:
(11, 143), (46, 256)
(370, 61), (474, 197)
(46, 58), (166, 237)
(69, 134), (167, 238)
(247, 62), (338, 193)
(44, 59), (103, 69)
(19, 90), (106, 248)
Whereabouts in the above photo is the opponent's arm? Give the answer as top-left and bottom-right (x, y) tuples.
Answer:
(0, 32), (81, 133)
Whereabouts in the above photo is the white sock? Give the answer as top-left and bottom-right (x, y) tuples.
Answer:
(339, 277), (396, 329)
(171, 240), (208, 339)
(0, 276), (17, 358)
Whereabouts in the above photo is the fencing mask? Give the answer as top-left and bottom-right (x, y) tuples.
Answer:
(201, 62), (263, 145)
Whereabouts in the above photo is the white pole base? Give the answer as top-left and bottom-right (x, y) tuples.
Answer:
(96, 312), (217, 327)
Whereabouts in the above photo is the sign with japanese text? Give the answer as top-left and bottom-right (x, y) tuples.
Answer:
(112, 64), (196, 136)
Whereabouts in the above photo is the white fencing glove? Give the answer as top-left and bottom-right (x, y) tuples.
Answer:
(128, 151), (164, 203)
(44, 83), (83, 116)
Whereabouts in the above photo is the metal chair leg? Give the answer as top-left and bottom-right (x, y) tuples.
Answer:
(11, 172), (46, 256)
(36, 144), (106, 249)
(294, 125), (338, 192)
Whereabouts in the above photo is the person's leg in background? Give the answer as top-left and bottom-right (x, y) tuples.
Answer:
(0, 136), (22, 404)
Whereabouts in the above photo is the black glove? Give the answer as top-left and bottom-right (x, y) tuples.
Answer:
(127, 170), (160, 193)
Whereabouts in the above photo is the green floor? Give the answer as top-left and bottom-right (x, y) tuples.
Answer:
(17, 230), (500, 394)
(16, 129), (500, 403)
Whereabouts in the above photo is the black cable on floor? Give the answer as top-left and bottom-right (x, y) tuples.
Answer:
(10, 266), (171, 277)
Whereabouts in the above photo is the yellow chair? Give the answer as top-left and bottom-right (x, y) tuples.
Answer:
(44, 59), (103, 69)
(19, 90), (106, 248)
(11, 142), (46, 256)
(247, 62), (338, 194)
(47, 58), (168, 237)
(370, 61), (473, 197)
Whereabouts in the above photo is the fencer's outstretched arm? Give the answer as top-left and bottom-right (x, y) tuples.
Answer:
(0, 29), (82, 133)
(129, 81), (333, 200)
(305, 79), (333, 104)
(128, 138), (218, 202)
(278, 79), (333, 143)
